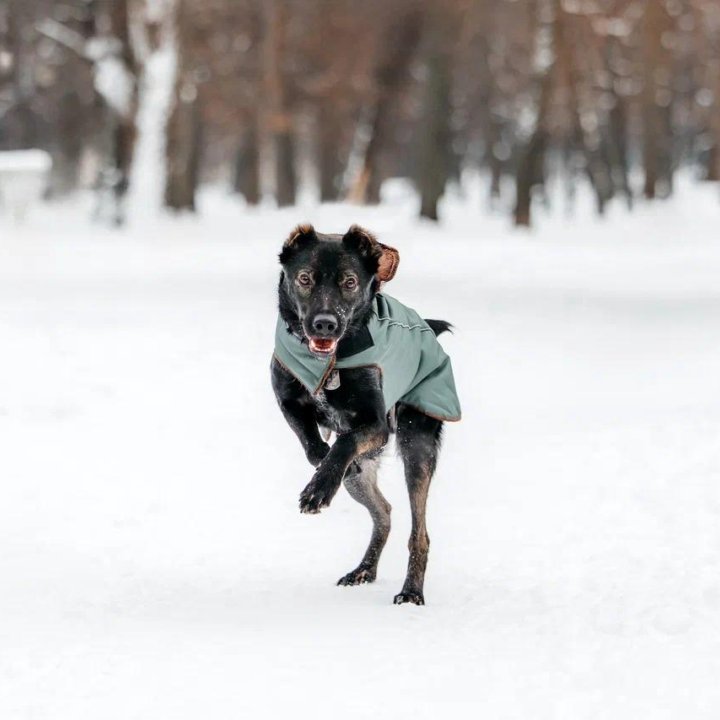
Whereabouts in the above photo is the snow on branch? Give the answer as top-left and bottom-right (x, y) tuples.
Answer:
(35, 18), (90, 59)
(35, 19), (135, 118)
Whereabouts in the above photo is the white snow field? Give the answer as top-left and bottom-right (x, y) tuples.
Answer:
(1, 185), (719, 718)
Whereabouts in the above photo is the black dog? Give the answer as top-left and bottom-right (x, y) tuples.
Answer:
(271, 224), (460, 605)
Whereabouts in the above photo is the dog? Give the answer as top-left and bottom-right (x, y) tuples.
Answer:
(271, 224), (461, 605)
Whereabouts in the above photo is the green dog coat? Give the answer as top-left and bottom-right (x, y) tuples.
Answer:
(273, 294), (461, 422)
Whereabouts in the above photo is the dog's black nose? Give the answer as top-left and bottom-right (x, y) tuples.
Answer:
(312, 314), (338, 336)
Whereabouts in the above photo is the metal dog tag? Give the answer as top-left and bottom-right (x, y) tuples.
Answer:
(325, 370), (341, 391)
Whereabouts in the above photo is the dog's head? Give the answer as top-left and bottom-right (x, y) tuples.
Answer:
(278, 224), (399, 356)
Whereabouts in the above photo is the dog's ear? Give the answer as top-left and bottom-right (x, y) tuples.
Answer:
(342, 225), (400, 283)
(279, 223), (316, 264)
(342, 224), (378, 259)
(376, 243), (400, 282)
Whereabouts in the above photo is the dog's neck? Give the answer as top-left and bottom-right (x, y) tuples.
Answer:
(277, 276), (305, 339)
(277, 275), (377, 350)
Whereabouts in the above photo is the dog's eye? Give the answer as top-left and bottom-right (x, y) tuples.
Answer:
(297, 272), (312, 287)
(343, 277), (358, 290)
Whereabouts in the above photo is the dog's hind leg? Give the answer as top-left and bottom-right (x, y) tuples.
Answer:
(394, 404), (443, 606)
(337, 457), (391, 586)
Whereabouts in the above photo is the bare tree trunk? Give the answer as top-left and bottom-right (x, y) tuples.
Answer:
(659, 99), (674, 197)
(560, 12), (613, 216)
(5, 0), (39, 148)
(470, 0), (506, 206)
(275, 126), (296, 207)
(607, 61), (633, 208)
(164, 83), (201, 211)
(487, 118), (504, 201)
(233, 121), (261, 205)
(417, 15), (453, 221)
(263, 0), (296, 207)
(642, 0), (672, 200)
(700, 6), (720, 183)
(102, 0), (139, 223)
(711, 51), (720, 182)
(164, 0), (202, 212)
(514, 126), (549, 227)
(318, 101), (344, 202)
(347, 6), (423, 204)
(706, 144), (720, 182)
(50, 90), (85, 195)
(514, 0), (556, 228)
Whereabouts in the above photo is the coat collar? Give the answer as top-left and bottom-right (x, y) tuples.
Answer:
(337, 324), (374, 359)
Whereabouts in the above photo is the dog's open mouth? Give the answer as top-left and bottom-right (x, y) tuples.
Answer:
(308, 337), (338, 355)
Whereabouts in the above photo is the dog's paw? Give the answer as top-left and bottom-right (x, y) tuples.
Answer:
(393, 591), (425, 606)
(299, 467), (341, 514)
(306, 441), (330, 468)
(337, 566), (376, 586)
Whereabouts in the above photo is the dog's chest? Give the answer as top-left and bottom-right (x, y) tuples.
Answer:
(312, 388), (355, 434)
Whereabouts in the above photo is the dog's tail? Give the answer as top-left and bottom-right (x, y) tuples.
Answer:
(424, 319), (453, 337)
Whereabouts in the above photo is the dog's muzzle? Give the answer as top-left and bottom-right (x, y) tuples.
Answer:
(307, 313), (341, 355)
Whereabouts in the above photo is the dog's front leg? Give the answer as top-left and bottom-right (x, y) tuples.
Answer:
(272, 359), (329, 467)
(278, 397), (330, 467)
(299, 424), (389, 514)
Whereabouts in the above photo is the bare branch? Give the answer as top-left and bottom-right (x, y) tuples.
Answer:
(35, 18), (90, 60)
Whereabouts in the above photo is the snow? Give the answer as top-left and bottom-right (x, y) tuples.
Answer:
(0, 149), (52, 172)
(1, 184), (719, 718)
(0, 149), (51, 222)
(87, 38), (135, 118)
(128, 37), (177, 220)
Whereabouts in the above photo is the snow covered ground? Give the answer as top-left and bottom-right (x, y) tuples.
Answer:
(1, 185), (719, 718)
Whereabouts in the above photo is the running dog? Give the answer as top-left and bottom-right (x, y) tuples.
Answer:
(271, 224), (461, 605)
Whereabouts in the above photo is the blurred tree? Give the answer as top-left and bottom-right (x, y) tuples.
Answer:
(103, 0), (140, 222)
(695, 0), (720, 181)
(165, 0), (202, 211)
(347, 1), (423, 204)
(416, 2), (455, 221)
(233, 123), (261, 205)
(29, 0), (141, 222)
(641, 0), (674, 199)
(262, 0), (295, 206)
(2, 0), (720, 225)
(1, 0), (100, 195)
(514, 0), (556, 227)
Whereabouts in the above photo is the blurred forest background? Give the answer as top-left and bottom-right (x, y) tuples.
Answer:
(1, 0), (720, 227)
